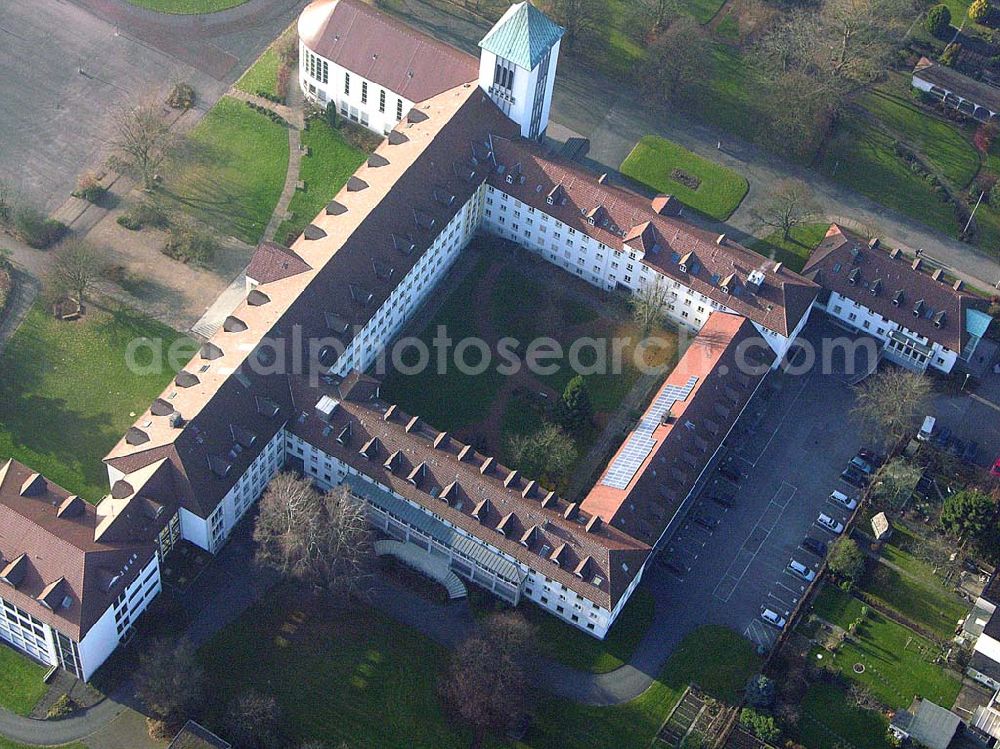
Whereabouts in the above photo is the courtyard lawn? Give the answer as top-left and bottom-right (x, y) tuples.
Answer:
(620, 136), (749, 220)
(810, 587), (960, 709)
(162, 96), (289, 244)
(795, 683), (892, 749)
(524, 589), (655, 674)
(818, 111), (960, 238)
(858, 562), (968, 641)
(0, 304), (192, 502)
(124, 0), (246, 12)
(198, 585), (479, 749)
(274, 119), (368, 245)
(517, 625), (760, 749)
(748, 223), (829, 273)
(0, 645), (47, 716)
(235, 47), (281, 100)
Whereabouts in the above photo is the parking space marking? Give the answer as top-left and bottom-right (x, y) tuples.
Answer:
(744, 619), (779, 651)
(712, 482), (798, 603)
(767, 591), (796, 613)
(737, 375), (813, 467)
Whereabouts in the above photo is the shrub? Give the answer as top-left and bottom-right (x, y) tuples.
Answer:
(740, 708), (781, 742)
(121, 199), (170, 231)
(14, 207), (66, 249)
(117, 214), (141, 231)
(167, 82), (195, 110)
(926, 4), (952, 36)
(72, 172), (106, 203)
(276, 65), (291, 103)
(325, 101), (340, 130)
(990, 180), (1000, 208)
(970, 0), (991, 23)
(0, 260), (12, 320)
(163, 225), (218, 264)
(941, 42), (961, 66)
(46, 694), (79, 719)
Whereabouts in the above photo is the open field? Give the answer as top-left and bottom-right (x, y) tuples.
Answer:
(0, 645), (47, 716)
(524, 589), (655, 674)
(620, 136), (749, 220)
(382, 241), (677, 482)
(748, 223), (829, 273)
(199, 584), (485, 749)
(810, 586), (960, 709)
(795, 683), (892, 749)
(274, 119), (369, 244)
(161, 96), (289, 244)
(517, 625), (761, 749)
(0, 304), (192, 501)
(124, 0), (247, 12)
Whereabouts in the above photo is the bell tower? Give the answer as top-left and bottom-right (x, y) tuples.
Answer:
(478, 2), (564, 141)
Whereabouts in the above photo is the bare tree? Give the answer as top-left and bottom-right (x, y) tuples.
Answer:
(822, 0), (910, 84)
(852, 368), (932, 449)
(47, 239), (106, 308)
(225, 690), (280, 749)
(752, 180), (819, 240)
(635, 0), (681, 32)
(506, 423), (578, 486)
(643, 17), (711, 104)
(631, 277), (671, 332)
(135, 637), (206, 727)
(111, 103), (173, 190)
(253, 474), (372, 599)
(545, 0), (609, 49)
(439, 611), (536, 747)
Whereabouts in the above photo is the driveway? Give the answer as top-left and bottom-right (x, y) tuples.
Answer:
(0, 0), (304, 213)
(385, 0), (1000, 289)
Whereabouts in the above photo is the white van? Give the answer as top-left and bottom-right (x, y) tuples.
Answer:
(918, 415), (936, 442)
(761, 608), (786, 629)
(830, 490), (858, 510)
(788, 559), (816, 582)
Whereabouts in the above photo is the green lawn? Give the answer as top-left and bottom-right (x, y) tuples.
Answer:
(0, 304), (192, 502)
(162, 96), (289, 244)
(810, 587), (960, 709)
(124, 0), (246, 12)
(620, 135), (749, 220)
(274, 119), (368, 245)
(0, 645), (47, 716)
(199, 585), (484, 749)
(859, 83), (979, 188)
(858, 562), (968, 641)
(524, 589), (655, 674)
(235, 47), (281, 99)
(684, 0), (728, 23)
(0, 741), (85, 749)
(518, 625), (761, 749)
(795, 683), (892, 749)
(748, 223), (829, 273)
(818, 111), (960, 238)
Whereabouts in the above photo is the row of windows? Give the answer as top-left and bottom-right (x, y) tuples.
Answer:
(303, 48), (329, 85)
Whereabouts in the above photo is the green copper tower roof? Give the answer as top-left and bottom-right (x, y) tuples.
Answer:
(479, 2), (565, 70)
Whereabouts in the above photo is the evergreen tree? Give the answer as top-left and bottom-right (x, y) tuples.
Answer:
(554, 375), (593, 433)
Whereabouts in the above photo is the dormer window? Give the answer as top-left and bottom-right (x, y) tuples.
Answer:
(506, 173), (514, 185)
(848, 267), (860, 286)
(546, 195), (554, 205)
(913, 299), (924, 317)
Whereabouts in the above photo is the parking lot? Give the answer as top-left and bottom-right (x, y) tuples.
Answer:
(643, 317), (874, 653)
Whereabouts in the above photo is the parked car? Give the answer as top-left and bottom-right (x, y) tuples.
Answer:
(817, 513), (844, 534)
(802, 537), (828, 556)
(918, 415), (936, 442)
(829, 489), (858, 510)
(761, 608), (786, 629)
(718, 464), (742, 482)
(840, 466), (868, 488)
(962, 441), (978, 463)
(991, 456), (1000, 478)
(849, 455), (874, 475)
(707, 494), (733, 508)
(788, 559), (816, 582)
(693, 513), (719, 530)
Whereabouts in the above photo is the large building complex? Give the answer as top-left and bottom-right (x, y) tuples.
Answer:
(0, 0), (989, 679)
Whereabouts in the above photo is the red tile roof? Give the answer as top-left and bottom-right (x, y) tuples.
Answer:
(485, 136), (819, 336)
(288, 372), (651, 610)
(298, 0), (480, 104)
(581, 313), (773, 545)
(0, 460), (158, 640)
(246, 242), (311, 285)
(802, 224), (979, 352)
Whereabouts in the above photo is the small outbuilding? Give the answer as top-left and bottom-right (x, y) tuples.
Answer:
(871, 511), (892, 542)
(890, 698), (962, 749)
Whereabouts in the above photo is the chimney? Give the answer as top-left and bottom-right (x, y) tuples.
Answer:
(931, 268), (943, 281)
(911, 258), (922, 271)
(952, 279), (963, 291)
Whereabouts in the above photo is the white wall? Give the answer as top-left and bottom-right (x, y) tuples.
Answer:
(479, 43), (559, 140)
(300, 43), (412, 135)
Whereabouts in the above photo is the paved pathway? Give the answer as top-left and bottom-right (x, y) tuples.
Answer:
(387, 0), (1000, 289)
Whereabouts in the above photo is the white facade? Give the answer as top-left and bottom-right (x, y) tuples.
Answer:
(816, 290), (958, 373)
(300, 43), (413, 135)
(479, 39), (560, 141)
(0, 552), (160, 681)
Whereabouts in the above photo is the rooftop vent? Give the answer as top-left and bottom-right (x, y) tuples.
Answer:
(304, 224), (327, 241)
(175, 371), (200, 388)
(125, 427), (150, 446)
(223, 315), (248, 333)
(168, 412), (184, 429)
(151, 398), (174, 417)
